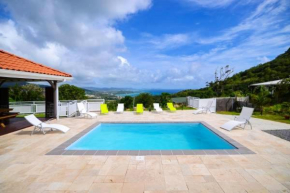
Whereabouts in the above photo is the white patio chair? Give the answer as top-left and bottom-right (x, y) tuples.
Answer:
(221, 107), (254, 131)
(77, 102), (97, 118)
(116, 103), (124, 113)
(153, 103), (163, 113)
(193, 100), (213, 114)
(25, 114), (70, 135)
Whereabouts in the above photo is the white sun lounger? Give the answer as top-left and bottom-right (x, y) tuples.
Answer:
(116, 103), (124, 113)
(153, 103), (163, 113)
(77, 102), (97, 118)
(153, 103), (163, 112)
(193, 100), (213, 114)
(221, 107), (254, 131)
(25, 114), (70, 135)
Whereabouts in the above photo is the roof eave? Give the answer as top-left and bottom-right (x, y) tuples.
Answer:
(0, 69), (73, 82)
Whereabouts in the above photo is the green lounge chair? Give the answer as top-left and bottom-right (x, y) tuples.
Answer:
(136, 104), (143, 114)
(101, 104), (109, 114)
(167, 103), (176, 112)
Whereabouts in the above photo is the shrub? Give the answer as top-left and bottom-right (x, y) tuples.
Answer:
(106, 101), (118, 111)
(281, 102), (290, 115)
(135, 93), (153, 108)
(120, 96), (133, 109)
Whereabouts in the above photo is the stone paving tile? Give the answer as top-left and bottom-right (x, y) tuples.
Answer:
(219, 182), (269, 193)
(246, 169), (289, 192)
(117, 150), (129, 155)
(209, 168), (247, 183)
(1, 111), (290, 193)
(151, 150), (161, 155)
(121, 182), (144, 193)
(84, 150), (97, 155)
(88, 183), (123, 193)
(128, 150), (139, 156)
(187, 182), (224, 193)
(165, 174), (188, 191)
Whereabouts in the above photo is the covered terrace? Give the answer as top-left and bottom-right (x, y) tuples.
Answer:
(0, 49), (72, 135)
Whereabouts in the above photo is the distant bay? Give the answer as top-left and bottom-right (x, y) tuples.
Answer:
(116, 89), (181, 97)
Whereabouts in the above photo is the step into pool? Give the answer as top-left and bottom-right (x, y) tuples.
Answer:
(66, 123), (236, 150)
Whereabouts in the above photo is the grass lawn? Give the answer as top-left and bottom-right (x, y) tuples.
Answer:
(16, 113), (45, 118)
(217, 111), (290, 124)
(176, 106), (196, 110)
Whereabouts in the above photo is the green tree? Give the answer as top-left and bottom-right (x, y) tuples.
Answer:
(159, 93), (171, 108)
(9, 84), (44, 101)
(135, 93), (153, 108)
(252, 86), (271, 115)
(59, 84), (87, 100)
(120, 96), (133, 109)
(22, 84), (45, 101)
(9, 84), (23, 101)
(106, 100), (118, 111)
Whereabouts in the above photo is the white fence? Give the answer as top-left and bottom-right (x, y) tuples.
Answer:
(58, 100), (79, 117)
(10, 101), (45, 114)
(187, 97), (216, 113)
(9, 99), (105, 117)
(87, 100), (104, 111)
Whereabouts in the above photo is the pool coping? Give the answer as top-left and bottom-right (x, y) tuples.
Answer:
(46, 121), (255, 156)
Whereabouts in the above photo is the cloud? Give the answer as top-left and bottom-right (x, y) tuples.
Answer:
(148, 34), (191, 49)
(0, 0), (151, 86)
(196, 0), (289, 45)
(257, 56), (270, 63)
(117, 56), (130, 67)
(133, 0), (290, 86)
(0, 0), (289, 89)
(184, 0), (236, 8)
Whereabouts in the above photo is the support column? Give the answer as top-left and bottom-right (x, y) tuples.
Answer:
(45, 86), (54, 118)
(0, 88), (9, 109)
(54, 81), (59, 120)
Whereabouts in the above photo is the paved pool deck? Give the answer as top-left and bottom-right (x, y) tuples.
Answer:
(0, 111), (290, 193)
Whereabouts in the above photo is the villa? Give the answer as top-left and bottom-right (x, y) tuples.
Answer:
(0, 50), (290, 192)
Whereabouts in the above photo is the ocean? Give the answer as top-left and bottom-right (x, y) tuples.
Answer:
(116, 89), (181, 97)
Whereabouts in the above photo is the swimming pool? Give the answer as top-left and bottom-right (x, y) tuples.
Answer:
(66, 123), (236, 150)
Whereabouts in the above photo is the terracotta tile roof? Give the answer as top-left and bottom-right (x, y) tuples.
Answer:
(0, 50), (72, 77)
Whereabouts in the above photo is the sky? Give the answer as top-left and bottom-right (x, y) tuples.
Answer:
(0, 0), (289, 89)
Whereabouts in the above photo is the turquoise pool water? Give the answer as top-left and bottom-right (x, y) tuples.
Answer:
(66, 123), (236, 150)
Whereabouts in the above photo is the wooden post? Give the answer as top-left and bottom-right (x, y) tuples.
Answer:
(0, 88), (9, 109)
(45, 87), (54, 118)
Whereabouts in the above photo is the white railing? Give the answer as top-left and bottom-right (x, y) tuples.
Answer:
(67, 100), (78, 117)
(10, 102), (45, 114)
(9, 99), (105, 117)
(87, 101), (103, 111)
(58, 102), (68, 117)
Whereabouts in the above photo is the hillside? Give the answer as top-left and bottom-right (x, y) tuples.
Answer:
(174, 47), (290, 98)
